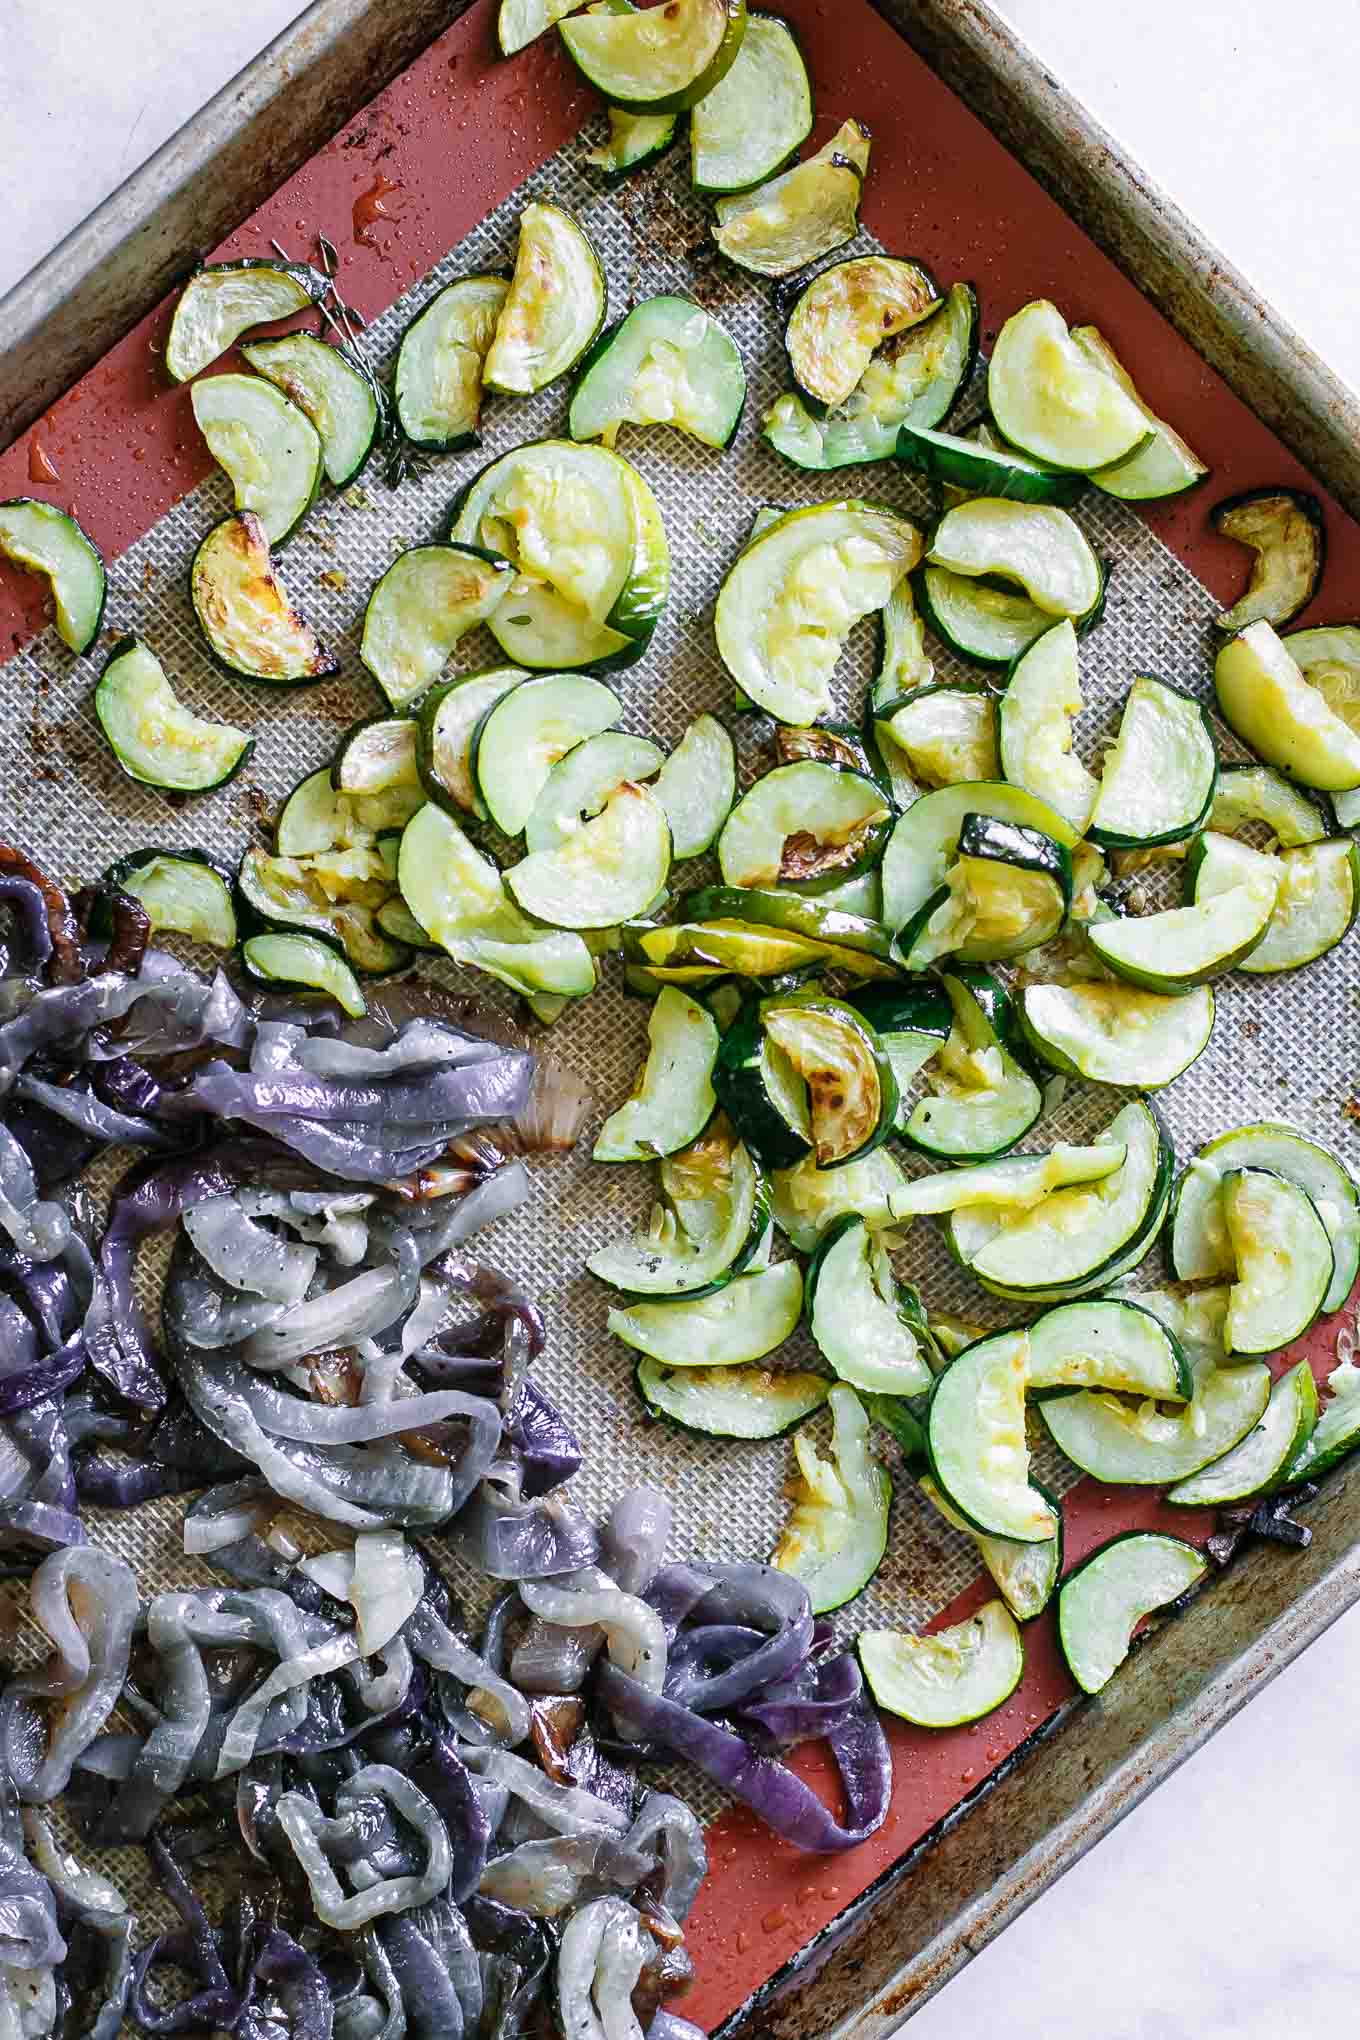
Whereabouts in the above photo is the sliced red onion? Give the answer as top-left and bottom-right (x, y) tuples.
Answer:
(242, 1187), (374, 1267)
(662, 1565), (814, 1716)
(189, 1052), (532, 1129)
(600, 1488), (673, 1597)
(248, 1926), (335, 2040)
(214, 1626), (362, 1780)
(606, 1793), (707, 1925)
(405, 1603), (531, 1749)
(14, 1071), (173, 1151)
(597, 1664), (893, 1854)
(557, 1896), (652, 2040)
(162, 1239), (290, 1350)
(181, 1194), (319, 1303)
(0, 874), (53, 971)
(739, 1649), (865, 1748)
(0, 1241), (77, 1351)
(297, 1018), (506, 1079)
(0, 1817), (65, 1971)
(339, 1530), (424, 1656)
(0, 1124), (70, 1260)
(0, 846), (78, 982)
(521, 1570), (667, 1695)
(277, 1765), (452, 1929)
(478, 1833), (610, 1916)
(506, 1380), (583, 1499)
(129, 1833), (240, 2033)
(0, 1545), (138, 1802)
(460, 1486), (599, 1581)
(408, 1738), (492, 1905)
(648, 2015), (707, 2040)
(377, 1912), (468, 2038)
(464, 1747), (630, 1844)
(240, 1255), (418, 1369)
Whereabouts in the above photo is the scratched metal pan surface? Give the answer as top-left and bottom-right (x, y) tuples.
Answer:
(2, 2), (1360, 2035)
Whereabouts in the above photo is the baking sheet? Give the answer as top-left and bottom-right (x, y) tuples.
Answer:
(1, 1), (1359, 2031)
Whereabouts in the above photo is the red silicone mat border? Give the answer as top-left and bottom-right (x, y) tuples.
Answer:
(2, 4), (1357, 2031)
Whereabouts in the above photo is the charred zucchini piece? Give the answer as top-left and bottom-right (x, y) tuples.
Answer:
(164, 259), (328, 384)
(560, 0), (747, 112)
(586, 107), (679, 181)
(1213, 488), (1325, 632)
(1215, 621), (1360, 793)
(690, 10), (812, 193)
(882, 684), (999, 789)
(988, 299), (1149, 473)
(713, 119), (871, 279)
(715, 499), (921, 725)
(785, 257), (939, 410)
(101, 847), (237, 948)
(764, 282), (978, 474)
(242, 332), (382, 488)
(451, 439), (668, 671)
(359, 544), (513, 710)
(1070, 326), (1208, 502)
(393, 275), (510, 450)
(717, 761), (891, 893)
(569, 295), (746, 450)
(397, 801), (595, 998)
(417, 666), (525, 819)
(483, 203), (607, 396)
(190, 373), (323, 544)
(713, 1002), (814, 1170)
(190, 512), (336, 684)
(332, 714), (421, 800)
(94, 637), (252, 794)
(0, 499), (106, 654)
(757, 994), (896, 1168)
(241, 931), (367, 1017)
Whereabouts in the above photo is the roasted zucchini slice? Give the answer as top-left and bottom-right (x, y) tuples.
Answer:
(881, 778), (1079, 934)
(860, 1601), (1025, 1725)
(396, 801), (594, 998)
(713, 119), (871, 278)
(358, 544), (513, 710)
(927, 1330), (1051, 1542)
(1040, 1355), (1269, 1490)
(482, 203), (607, 396)
(452, 439), (668, 670)
(498, 0), (581, 56)
(1070, 326), (1208, 502)
(1224, 836), (1360, 974)
(902, 970), (1042, 1161)
(242, 332), (382, 488)
(1018, 978), (1215, 1090)
(595, 986), (719, 1162)
(690, 9), (812, 193)
(899, 813), (1071, 968)
(636, 1357), (827, 1438)
(652, 715), (737, 859)
(988, 299), (1149, 472)
(164, 259), (327, 384)
(896, 421), (1084, 507)
(332, 714), (421, 800)
(416, 666), (525, 819)
(784, 257), (939, 410)
(1057, 1535), (1207, 1696)
(713, 1002), (815, 1169)
(586, 107), (680, 181)
(717, 761), (892, 892)
(997, 620), (1097, 831)
(506, 781), (672, 928)
(569, 295), (746, 450)
(1086, 837), (1278, 991)
(1215, 620), (1360, 792)
(560, 0), (747, 112)
(190, 373), (323, 544)
(525, 730), (663, 854)
(772, 1384), (892, 1612)
(94, 637), (252, 794)
(1170, 1121), (1359, 1317)
(915, 562), (1054, 669)
(807, 1215), (934, 1396)
(872, 577), (935, 706)
(1167, 1361), (1318, 1508)
(764, 282), (978, 473)
(237, 844), (410, 976)
(473, 671), (620, 837)
(1086, 674), (1218, 848)
(715, 499), (921, 725)
(190, 512), (336, 684)
(890, 1142), (1128, 1223)
(1212, 488), (1325, 632)
(917, 1478), (1062, 1624)
(101, 847), (237, 948)
(623, 912), (898, 986)
(882, 684), (999, 789)
(1027, 1298), (1191, 1400)
(759, 994), (897, 1168)
(588, 1115), (769, 1299)
(1284, 628), (1360, 827)
(770, 1145), (908, 1252)
(610, 1259), (802, 1368)
(0, 499), (106, 655)
(1209, 762), (1330, 847)
(240, 931), (367, 1017)
(393, 275), (510, 450)
(927, 498), (1104, 622)
(1221, 1167), (1334, 1356)
(680, 884), (894, 961)
(849, 981), (951, 1117)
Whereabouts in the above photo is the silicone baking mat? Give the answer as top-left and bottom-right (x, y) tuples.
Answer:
(1, 2), (1358, 2030)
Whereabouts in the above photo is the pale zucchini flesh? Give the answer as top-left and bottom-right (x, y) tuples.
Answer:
(569, 295), (746, 450)
(94, 638), (252, 793)
(916, 563), (1054, 669)
(1071, 326), (1208, 502)
(894, 1141), (1127, 1221)
(189, 373), (322, 544)
(473, 672), (621, 838)
(884, 686), (998, 789)
(1041, 1362), (1272, 1486)
(918, 1474), (1062, 1623)
(483, 203), (607, 394)
(417, 667), (525, 819)
(807, 1216), (934, 1396)
(1018, 979), (1215, 1090)
(394, 275), (510, 449)
(1058, 1534), (1208, 1695)
(927, 1329), (1052, 1542)
(859, 1600), (1024, 1725)
(988, 299), (1149, 472)
(359, 545), (513, 710)
(880, 779), (1078, 935)
(786, 257), (940, 411)
(1221, 1167), (1333, 1356)
(1215, 621), (1360, 793)
(243, 332), (381, 488)
(0, 499), (106, 654)
(1209, 763), (1330, 847)
(1170, 1122), (1360, 1317)
(560, 0), (746, 113)
(1167, 1361), (1318, 1507)
(652, 715), (737, 860)
(770, 1146), (909, 1253)
(690, 11), (812, 193)
(588, 1121), (767, 1298)
(1234, 838), (1360, 974)
(1086, 866), (1278, 992)
(713, 120), (870, 279)
(771, 1385), (892, 1613)
(608, 1259), (803, 1367)
(717, 762), (890, 889)
(525, 731), (664, 855)
(1087, 675), (1217, 848)
(927, 498), (1103, 620)
(1026, 1298), (1191, 1399)
(637, 1356), (828, 1438)
(165, 260), (325, 383)
(998, 620), (1098, 832)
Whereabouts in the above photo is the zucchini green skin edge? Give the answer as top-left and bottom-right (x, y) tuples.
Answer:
(94, 635), (255, 794)
(633, 1355), (828, 1439)
(0, 498), (108, 655)
(1057, 1531), (1208, 1696)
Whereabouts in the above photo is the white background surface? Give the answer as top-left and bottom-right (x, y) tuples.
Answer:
(3, 4), (1359, 2037)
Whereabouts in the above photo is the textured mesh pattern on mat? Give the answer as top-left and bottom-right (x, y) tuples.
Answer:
(1, 110), (1356, 1978)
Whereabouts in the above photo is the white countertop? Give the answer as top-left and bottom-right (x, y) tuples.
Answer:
(4, 4), (1359, 2036)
